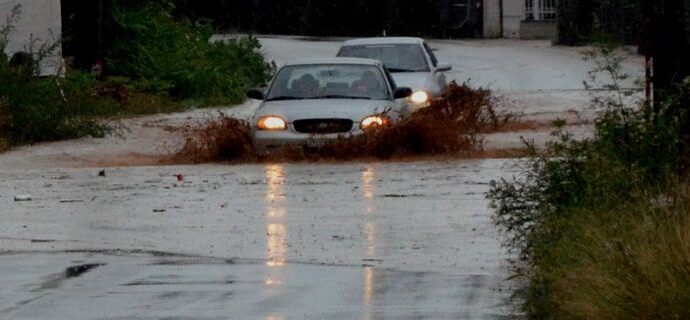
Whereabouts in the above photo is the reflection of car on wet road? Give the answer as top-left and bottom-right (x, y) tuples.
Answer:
(336, 37), (452, 109)
(247, 58), (413, 152)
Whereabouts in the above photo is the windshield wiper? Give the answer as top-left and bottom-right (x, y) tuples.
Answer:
(315, 95), (372, 100)
(266, 96), (306, 101)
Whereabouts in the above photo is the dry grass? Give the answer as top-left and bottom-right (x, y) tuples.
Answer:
(173, 82), (514, 163)
(548, 191), (690, 320)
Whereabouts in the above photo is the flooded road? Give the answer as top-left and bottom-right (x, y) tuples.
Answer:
(1, 159), (515, 319)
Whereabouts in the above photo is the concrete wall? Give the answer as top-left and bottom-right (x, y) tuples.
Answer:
(520, 20), (557, 39)
(0, 0), (63, 75)
(502, 0), (524, 38)
(483, 0), (502, 38)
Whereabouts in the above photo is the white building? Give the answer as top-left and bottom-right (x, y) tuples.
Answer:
(0, 0), (63, 75)
(484, 0), (558, 39)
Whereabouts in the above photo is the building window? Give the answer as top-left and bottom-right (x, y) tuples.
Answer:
(526, 0), (557, 21)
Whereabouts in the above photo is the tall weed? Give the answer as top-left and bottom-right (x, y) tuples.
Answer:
(552, 194), (690, 319)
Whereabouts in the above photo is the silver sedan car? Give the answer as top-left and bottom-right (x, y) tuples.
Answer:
(337, 37), (452, 110)
(247, 58), (413, 153)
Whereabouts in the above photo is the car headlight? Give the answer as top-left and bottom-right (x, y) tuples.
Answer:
(257, 116), (287, 131)
(361, 115), (389, 129)
(410, 91), (429, 104)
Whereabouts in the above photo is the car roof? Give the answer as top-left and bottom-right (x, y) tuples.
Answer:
(285, 57), (384, 67)
(342, 37), (425, 46)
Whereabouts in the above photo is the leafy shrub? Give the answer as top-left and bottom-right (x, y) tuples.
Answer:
(0, 7), (109, 146)
(487, 42), (690, 318)
(107, 1), (273, 105)
(0, 63), (110, 145)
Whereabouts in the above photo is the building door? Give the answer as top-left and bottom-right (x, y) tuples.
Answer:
(440, 0), (483, 38)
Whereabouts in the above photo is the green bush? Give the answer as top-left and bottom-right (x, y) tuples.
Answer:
(107, 1), (273, 106)
(0, 62), (110, 146)
(1, 1), (273, 150)
(0, 5), (107, 146)
(487, 42), (690, 319)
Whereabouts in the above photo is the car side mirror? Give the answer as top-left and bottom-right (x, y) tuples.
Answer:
(394, 87), (413, 99)
(247, 88), (266, 100)
(436, 63), (452, 72)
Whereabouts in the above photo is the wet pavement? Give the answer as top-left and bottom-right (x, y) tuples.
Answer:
(1, 160), (516, 319)
(0, 36), (636, 318)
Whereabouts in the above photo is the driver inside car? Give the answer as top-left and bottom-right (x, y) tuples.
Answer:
(292, 73), (320, 98)
(351, 70), (381, 97)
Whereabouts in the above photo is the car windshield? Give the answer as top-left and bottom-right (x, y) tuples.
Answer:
(265, 64), (391, 101)
(337, 44), (430, 72)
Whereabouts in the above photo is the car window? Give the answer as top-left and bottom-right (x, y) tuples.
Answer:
(266, 64), (391, 101)
(383, 66), (398, 90)
(338, 44), (430, 73)
(424, 43), (439, 67)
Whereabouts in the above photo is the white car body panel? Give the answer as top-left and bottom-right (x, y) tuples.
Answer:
(252, 99), (402, 149)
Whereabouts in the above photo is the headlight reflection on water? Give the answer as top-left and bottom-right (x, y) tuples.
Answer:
(265, 164), (287, 282)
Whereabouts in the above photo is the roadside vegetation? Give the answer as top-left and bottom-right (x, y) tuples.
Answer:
(487, 40), (690, 319)
(106, 1), (273, 106)
(173, 82), (513, 163)
(0, 1), (271, 151)
(0, 7), (108, 149)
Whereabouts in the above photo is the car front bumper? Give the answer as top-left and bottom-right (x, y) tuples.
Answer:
(252, 128), (365, 154)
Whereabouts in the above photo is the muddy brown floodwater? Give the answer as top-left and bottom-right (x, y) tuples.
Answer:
(0, 36), (645, 319)
(0, 159), (517, 319)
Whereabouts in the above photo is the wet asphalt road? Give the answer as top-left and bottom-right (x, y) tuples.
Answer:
(0, 160), (515, 319)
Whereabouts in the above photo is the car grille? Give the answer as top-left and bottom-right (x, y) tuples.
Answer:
(293, 119), (354, 134)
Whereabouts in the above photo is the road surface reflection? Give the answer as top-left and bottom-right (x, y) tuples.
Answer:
(362, 165), (377, 320)
(265, 164), (287, 287)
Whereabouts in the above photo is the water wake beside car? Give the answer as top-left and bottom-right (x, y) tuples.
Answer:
(172, 82), (515, 163)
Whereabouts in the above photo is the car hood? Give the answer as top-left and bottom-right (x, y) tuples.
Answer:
(391, 72), (432, 91)
(254, 99), (396, 123)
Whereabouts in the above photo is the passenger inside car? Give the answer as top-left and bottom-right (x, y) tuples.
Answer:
(351, 71), (382, 96)
(291, 74), (320, 98)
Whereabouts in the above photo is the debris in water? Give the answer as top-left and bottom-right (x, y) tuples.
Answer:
(65, 263), (104, 278)
(14, 195), (32, 202)
(59, 199), (85, 203)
